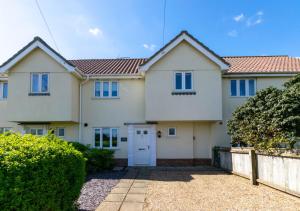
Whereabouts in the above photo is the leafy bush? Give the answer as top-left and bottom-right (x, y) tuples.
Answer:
(227, 74), (300, 150)
(70, 142), (115, 172)
(0, 133), (86, 211)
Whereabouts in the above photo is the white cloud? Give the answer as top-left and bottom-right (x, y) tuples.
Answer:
(88, 27), (103, 36)
(233, 13), (244, 22)
(227, 30), (238, 37)
(143, 43), (156, 51)
(246, 10), (264, 27)
(257, 11), (264, 16)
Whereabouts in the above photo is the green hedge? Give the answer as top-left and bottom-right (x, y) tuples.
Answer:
(70, 142), (115, 172)
(0, 133), (86, 211)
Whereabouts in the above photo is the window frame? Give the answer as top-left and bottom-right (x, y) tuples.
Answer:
(94, 127), (119, 149)
(29, 128), (44, 136)
(94, 81), (119, 98)
(0, 82), (8, 100)
(229, 79), (256, 97)
(0, 127), (12, 134)
(174, 71), (193, 91)
(168, 127), (177, 137)
(56, 128), (65, 137)
(30, 73), (49, 94)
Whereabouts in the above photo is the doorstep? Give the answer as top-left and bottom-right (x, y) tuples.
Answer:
(96, 168), (150, 211)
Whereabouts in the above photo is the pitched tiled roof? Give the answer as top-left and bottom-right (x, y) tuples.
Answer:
(68, 58), (146, 75)
(69, 55), (300, 76)
(223, 56), (300, 74)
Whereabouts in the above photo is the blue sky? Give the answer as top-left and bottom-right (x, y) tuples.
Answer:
(1, 0), (300, 64)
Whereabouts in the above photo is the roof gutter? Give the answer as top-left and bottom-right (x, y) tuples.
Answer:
(79, 75), (90, 143)
(222, 73), (298, 78)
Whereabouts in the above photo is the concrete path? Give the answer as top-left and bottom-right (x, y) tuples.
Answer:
(96, 168), (150, 211)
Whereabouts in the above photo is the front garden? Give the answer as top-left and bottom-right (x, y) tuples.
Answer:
(0, 132), (119, 211)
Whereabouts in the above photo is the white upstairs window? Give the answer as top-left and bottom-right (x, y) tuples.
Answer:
(175, 72), (193, 91)
(31, 73), (49, 93)
(0, 82), (8, 99)
(230, 79), (256, 97)
(94, 81), (119, 98)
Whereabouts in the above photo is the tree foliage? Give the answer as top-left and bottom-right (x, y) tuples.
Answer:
(228, 74), (300, 150)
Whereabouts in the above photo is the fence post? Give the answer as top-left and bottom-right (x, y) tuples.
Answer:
(249, 149), (258, 185)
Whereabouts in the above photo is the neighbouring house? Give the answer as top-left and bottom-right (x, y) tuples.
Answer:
(0, 31), (299, 166)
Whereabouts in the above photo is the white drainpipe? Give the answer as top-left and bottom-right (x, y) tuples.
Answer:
(79, 75), (90, 143)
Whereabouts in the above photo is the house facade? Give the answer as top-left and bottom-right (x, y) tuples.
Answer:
(0, 31), (299, 166)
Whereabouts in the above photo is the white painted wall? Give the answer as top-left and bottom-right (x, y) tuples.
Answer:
(145, 41), (222, 121)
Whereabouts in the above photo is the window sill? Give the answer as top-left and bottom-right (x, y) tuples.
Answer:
(172, 91), (196, 95)
(29, 93), (50, 96)
(95, 147), (120, 150)
(229, 95), (254, 98)
(92, 97), (120, 100)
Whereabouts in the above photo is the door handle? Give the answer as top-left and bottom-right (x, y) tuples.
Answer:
(148, 145), (150, 150)
(139, 148), (145, 151)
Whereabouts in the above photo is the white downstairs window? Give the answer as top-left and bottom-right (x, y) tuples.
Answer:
(31, 73), (49, 93)
(30, 128), (44, 136)
(94, 128), (118, 148)
(0, 127), (12, 134)
(230, 79), (256, 97)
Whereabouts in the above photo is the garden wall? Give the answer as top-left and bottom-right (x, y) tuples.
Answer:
(217, 148), (300, 197)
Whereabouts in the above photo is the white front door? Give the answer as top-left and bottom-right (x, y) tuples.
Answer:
(134, 128), (151, 165)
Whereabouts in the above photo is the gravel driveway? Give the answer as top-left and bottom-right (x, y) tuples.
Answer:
(77, 171), (126, 211)
(144, 170), (300, 211)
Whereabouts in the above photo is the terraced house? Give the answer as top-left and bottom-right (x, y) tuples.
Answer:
(0, 31), (299, 166)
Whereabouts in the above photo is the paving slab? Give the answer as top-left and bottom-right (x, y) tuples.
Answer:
(115, 182), (132, 188)
(95, 202), (122, 211)
(120, 202), (144, 211)
(124, 193), (146, 203)
(128, 187), (147, 194)
(110, 187), (130, 194)
(104, 193), (126, 202)
(132, 182), (147, 188)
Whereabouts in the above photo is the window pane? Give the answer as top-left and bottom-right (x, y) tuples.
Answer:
(230, 80), (237, 96)
(112, 128), (118, 147)
(95, 81), (101, 97)
(37, 129), (43, 135)
(0, 128), (3, 134)
(32, 74), (39, 92)
(102, 128), (110, 148)
(169, 128), (176, 136)
(3, 83), (8, 98)
(30, 129), (37, 135)
(95, 129), (100, 147)
(111, 82), (118, 97)
(175, 73), (182, 90)
(185, 73), (192, 90)
(103, 82), (109, 97)
(248, 80), (255, 96)
(239, 80), (246, 96)
(41, 74), (48, 92)
(58, 128), (65, 137)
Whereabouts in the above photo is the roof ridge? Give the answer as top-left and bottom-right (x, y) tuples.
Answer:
(68, 58), (147, 61)
(222, 55), (289, 58)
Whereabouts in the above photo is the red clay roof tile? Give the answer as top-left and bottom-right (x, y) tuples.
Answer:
(68, 55), (300, 76)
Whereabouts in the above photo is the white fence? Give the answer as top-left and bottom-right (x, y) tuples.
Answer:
(217, 148), (300, 197)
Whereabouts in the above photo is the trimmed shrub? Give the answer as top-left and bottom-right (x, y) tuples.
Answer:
(69, 142), (115, 172)
(0, 133), (86, 211)
(86, 148), (114, 172)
